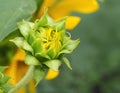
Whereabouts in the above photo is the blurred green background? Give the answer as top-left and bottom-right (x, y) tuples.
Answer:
(37, 0), (120, 93)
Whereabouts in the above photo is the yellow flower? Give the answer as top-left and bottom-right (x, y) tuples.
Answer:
(5, 50), (36, 93)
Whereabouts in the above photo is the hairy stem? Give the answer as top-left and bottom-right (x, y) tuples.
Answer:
(8, 66), (34, 93)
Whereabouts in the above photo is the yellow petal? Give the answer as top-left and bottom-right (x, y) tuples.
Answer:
(66, 16), (81, 30)
(45, 69), (59, 80)
(5, 49), (28, 85)
(48, 0), (99, 19)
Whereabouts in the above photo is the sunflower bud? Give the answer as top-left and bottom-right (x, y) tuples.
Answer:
(10, 10), (80, 71)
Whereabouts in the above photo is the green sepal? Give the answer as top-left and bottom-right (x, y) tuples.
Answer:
(35, 52), (51, 60)
(34, 10), (54, 29)
(59, 39), (80, 54)
(46, 48), (56, 59)
(10, 37), (33, 54)
(37, 11), (50, 26)
(17, 20), (34, 39)
(62, 57), (72, 70)
(27, 33), (36, 45)
(0, 66), (10, 85)
(25, 54), (41, 65)
(37, 13), (48, 26)
(43, 60), (61, 71)
(61, 34), (71, 48)
(53, 17), (67, 31)
(32, 39), (43, 55)
(33, 66), (46, 86)
(0, 67), (13, 93)
(46, 14), (54, 25)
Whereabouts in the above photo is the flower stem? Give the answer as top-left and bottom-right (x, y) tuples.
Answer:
(8, 65), (34, 93)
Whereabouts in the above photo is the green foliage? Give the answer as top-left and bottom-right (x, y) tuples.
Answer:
(0, 66), (13, 93)
(0, 0), (37, 41)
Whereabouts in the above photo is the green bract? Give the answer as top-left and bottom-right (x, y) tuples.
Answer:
(0, 66), (13, 93)
(10, 11), (79, 72)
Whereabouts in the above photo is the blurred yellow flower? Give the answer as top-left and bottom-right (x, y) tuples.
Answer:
(5, 50), (36, 93)
(38, 0), (99, 19)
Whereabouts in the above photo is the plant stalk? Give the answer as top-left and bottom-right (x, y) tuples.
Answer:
(8, 65), (34, 93)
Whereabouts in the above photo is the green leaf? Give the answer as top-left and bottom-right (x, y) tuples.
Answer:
(33, 66), (46, 86)
(25, 54), (41, 65)
(10, 37), (33, 54)
(43, 60), (62, 71)
(0, 0), (37, 41)
(62, 57), (72, 70)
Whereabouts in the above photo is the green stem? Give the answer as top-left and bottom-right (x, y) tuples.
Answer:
(8, 66), (34, 93)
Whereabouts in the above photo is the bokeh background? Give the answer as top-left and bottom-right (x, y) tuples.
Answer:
(37, 0), (120, 93)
